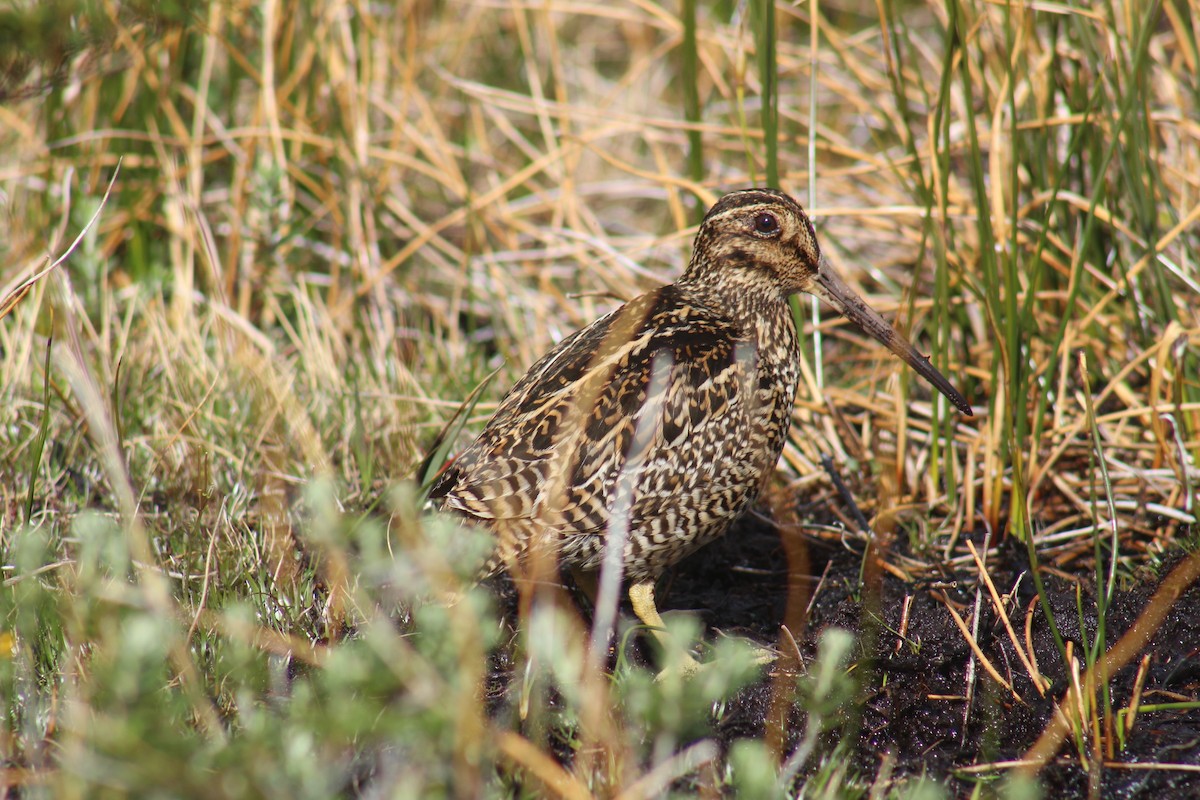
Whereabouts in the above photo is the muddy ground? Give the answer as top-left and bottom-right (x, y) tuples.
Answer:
(672, 513), (1200, 798)
(484, 504), (1200, 798)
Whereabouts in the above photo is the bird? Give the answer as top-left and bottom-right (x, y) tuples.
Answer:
(429, 189), (971, 659)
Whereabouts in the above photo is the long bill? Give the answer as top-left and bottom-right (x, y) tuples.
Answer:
(808, 255), (973, 416)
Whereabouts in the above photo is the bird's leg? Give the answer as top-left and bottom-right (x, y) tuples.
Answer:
(628, 581), (702, 677)
(629, 581), (777, 678)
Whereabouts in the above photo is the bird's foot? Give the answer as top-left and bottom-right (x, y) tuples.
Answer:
(654, 653), (703, 682)
(652, 637), (775, 681)
(628, 581), (774, 681)
(744, 639), (779, 667)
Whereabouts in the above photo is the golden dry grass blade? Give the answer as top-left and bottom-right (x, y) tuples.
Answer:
(941, 596), (1021, 703)
(0, 167), (120, 321)
(966, 541), (1048, 695)
(1021, 551), (1200, 770)
(495, 731), (595, 800)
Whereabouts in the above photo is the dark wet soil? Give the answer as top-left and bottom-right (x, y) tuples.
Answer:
(486, 504), (1200, 798)
(671, 510), (1200, 798)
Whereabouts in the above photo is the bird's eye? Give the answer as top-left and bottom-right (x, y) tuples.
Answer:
(753, 212), (780, 236)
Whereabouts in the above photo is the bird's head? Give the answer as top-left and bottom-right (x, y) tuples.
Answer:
(683, 188), (820, 299)
(683, 189), (972, 415)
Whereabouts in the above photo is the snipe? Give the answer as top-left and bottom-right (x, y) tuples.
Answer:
(431, 189), (971, 656)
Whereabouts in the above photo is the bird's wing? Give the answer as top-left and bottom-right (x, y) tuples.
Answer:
(430, 286), (759, 533)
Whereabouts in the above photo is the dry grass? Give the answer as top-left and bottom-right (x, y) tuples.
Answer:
(1, 0), (1198, 795)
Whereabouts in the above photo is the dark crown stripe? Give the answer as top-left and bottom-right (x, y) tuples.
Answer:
(703, 188), (802, 221)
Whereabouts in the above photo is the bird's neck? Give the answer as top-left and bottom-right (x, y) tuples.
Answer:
(674, 279), (801, 369)
(752, 296), (802, 370)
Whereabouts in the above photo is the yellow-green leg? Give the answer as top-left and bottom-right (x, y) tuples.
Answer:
(628, 580), (702, 677)
(629, 580), (776, 678)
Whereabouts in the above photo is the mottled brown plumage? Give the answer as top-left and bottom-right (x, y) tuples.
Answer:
(431, 189), (970, 639)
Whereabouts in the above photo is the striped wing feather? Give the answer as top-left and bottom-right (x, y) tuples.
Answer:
(431, 286), (777, 574)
